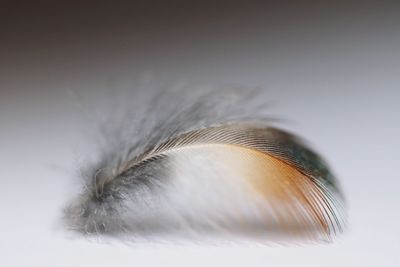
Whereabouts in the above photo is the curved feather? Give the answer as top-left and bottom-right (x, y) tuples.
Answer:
(66, 122), (344, 241)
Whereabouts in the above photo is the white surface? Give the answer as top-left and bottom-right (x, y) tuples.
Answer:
(2, 84), (399, 266)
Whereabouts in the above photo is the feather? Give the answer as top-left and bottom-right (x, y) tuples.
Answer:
(64, 88), (344, 242)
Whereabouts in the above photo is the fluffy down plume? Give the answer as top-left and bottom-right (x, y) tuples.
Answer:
(64, 86), (345, 242)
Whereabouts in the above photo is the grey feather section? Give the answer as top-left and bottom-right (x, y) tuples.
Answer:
(64, 87), (344, 241)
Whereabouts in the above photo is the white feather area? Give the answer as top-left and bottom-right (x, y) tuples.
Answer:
(122, 144), (329, 240)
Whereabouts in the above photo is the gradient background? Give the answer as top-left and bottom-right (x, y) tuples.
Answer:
(1, 1), (399, 266)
